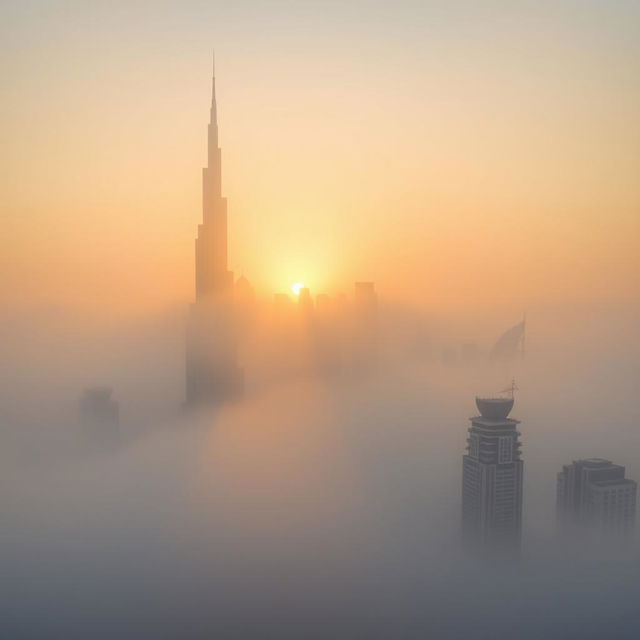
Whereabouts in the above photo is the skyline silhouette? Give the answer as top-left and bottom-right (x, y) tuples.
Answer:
(2, 3), (640, 638)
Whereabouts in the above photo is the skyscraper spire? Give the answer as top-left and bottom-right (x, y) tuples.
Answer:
(210, 52), (217, 126)
(208, 51), (219, 160)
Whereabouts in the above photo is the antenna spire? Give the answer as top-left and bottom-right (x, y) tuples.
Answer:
(207, 50), (219, 158)
(500, 379), (519, 398)
(210, 50), (217, 122)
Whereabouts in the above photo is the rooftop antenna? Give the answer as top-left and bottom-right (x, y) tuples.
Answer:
(500, 378), (519, 399)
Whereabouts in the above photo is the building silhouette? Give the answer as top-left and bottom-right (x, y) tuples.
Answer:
(557, 458), (637, 536)
(462, 396), (523, 554)
(80, 387), (120, 449)
(185, 57), (243, 407)
(490, 319), (525, 360)
(235, 275), (255, 308)
(298, 287), (314, 316)
(352, 281), (378, 368)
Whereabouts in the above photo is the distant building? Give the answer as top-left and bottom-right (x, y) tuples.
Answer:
(235, 275), (255, 306)
(315, 293), (331, 313)
(273, 293), (293, 315)
(80, 387), (120, 449)
(354, 282), (377, 318)
(352, 282), (378, 368)
(298, 287), (314, 316)
(462, 396), (523, 554)
(557, 458), (636, 536)
(490, 319), (525, 360)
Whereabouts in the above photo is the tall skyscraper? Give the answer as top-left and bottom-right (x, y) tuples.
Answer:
(557, 458), (637, 536)
(462, 396), (523, 554)
(185, 57), (243, 407)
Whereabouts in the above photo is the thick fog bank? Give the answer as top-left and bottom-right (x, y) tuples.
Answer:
(1, 305), (639, 638)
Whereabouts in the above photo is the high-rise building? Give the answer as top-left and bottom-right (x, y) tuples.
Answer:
(185, 57), (243, 407)
(298, 287), (314, 316)
(80, 387), (120, 449)
(557, 458), (637, 536)
(462, 396), (523, 554)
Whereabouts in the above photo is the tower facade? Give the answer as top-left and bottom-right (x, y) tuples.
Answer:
(557, 458), (636, 536)
(461, 396), (523, 554)
(185, 58), (243, 407)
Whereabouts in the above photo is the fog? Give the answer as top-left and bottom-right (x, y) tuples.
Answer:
(2, 302), (639, 639)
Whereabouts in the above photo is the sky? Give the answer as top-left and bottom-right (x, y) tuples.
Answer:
(2, 0), (639, 317)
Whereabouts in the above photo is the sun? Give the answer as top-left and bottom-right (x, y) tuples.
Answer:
(291, 282), (305, 296)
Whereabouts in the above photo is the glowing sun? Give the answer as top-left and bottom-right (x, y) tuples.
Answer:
(291, 282), (305, 296)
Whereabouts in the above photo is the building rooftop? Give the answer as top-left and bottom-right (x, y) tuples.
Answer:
(578, 458), (614, 467)
(82, 387), (113, 402)
(469, 418), (520, 429)
(591, 478), (637, 488)
(475, 397), (514, 420)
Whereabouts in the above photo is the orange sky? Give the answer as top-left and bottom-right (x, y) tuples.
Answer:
(2, 1), (639, 317)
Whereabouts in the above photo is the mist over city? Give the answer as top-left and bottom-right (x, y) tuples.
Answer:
(2, 1), (640, 638)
